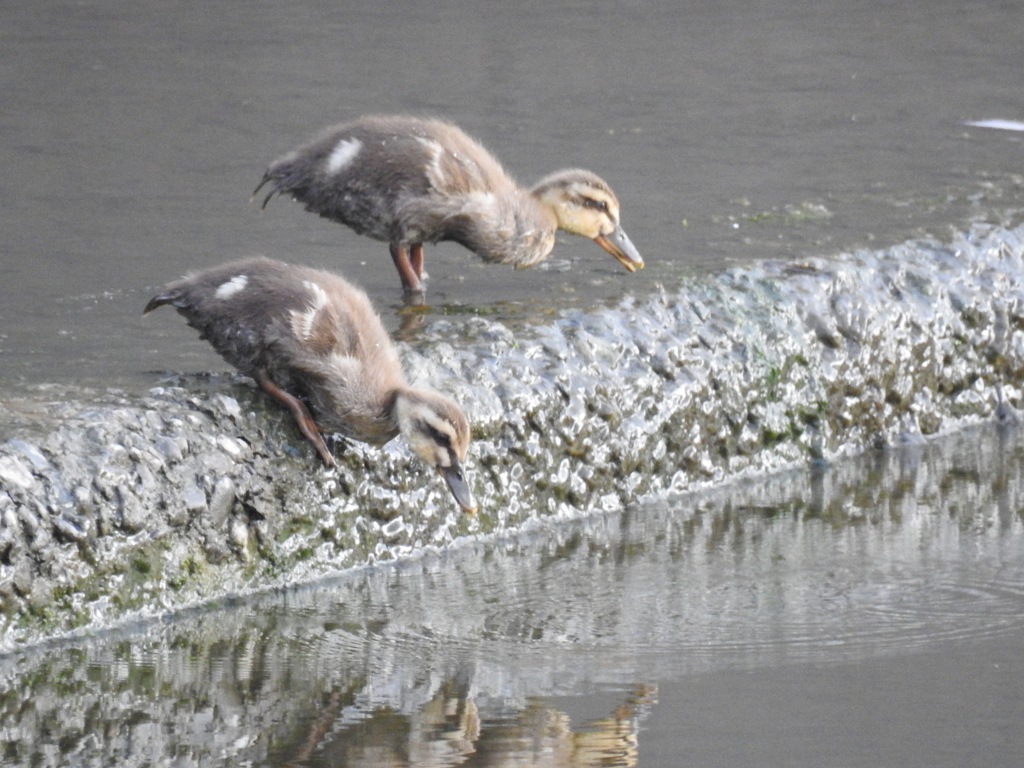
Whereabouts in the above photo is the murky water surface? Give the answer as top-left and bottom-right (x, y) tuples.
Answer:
(2, 0), (1023, 388)
(2, 424), (1023, 766)
(3, 2), (1024, 766)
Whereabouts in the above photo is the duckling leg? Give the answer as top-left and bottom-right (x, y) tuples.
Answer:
(390, 242), (425, 294)
(409, 243), (426, 280)
(254, 370), (336, 467)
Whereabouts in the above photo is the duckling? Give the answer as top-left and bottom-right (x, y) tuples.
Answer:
(144, 257), (476, 513)
(254, 115), (643, 293)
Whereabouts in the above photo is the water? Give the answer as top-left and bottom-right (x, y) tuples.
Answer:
(3, 1), (1024, 765)
(1, 423), (1023, 766)
(2, 0), (1023, 389)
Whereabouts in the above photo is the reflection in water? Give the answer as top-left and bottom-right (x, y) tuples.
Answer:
(1, 424), (1023, 766)
(285, 684), (656, 768)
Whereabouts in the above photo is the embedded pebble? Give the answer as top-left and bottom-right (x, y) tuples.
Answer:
(182, 480), (207, 514)
(209, 477), (236, 526)
(217, 435), (244, 458)
(9, 440), (50, 471)
(214, 394), (242, 419)
(154, 436), (184, 463)
(0, 457), (34, 490)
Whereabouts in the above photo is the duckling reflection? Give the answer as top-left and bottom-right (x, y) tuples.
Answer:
(285, 681), (656, 768)
(255, 115), (644, 294)
(144, 257), (476, 512)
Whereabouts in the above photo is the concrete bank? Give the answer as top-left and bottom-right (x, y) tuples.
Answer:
(1, 224), (1023, 648)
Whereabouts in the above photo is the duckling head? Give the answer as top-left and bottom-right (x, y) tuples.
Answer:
(531, 169), (644, 272)
(394, 389), (477, 513)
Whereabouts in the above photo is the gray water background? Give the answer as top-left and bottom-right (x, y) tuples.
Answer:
(2, 0), (1023, 388)
(3, 1), (1024, 766)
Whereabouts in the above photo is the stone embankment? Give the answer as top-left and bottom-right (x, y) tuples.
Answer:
(1, 224), (1022, 648)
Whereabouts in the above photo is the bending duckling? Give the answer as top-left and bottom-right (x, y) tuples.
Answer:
(254, 115), (643, 293)
(144, 256), (476, 512)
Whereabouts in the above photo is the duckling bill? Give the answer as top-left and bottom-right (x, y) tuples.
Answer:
(144, 257), (477, 513)
(254, 115), (644, 293)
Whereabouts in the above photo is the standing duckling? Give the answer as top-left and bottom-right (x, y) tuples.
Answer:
(144, 257), (476, 513)
(254, 115), (644, 293)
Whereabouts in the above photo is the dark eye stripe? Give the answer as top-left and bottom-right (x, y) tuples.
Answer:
(417, 419), (452, 449)
(581, 197), (609, 213)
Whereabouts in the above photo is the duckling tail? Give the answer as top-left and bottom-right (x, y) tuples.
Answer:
(252, 173), (278, 209)
(143, 291), (178, 315)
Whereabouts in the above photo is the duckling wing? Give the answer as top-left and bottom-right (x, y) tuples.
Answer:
(275, 281), (406, 444)
(147, 257), (406, 444)
(145, 258), (347, 379)
(258, 121), (434, 242)
(258, 116), (516, 245)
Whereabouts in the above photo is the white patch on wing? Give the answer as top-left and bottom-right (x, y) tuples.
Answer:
(290, 280), (330, 340)
(325, 352), (361, 376)
(325, 138), (363, 174)
(304, 280), (328, 310)
(214, 275), (248, 300)
(463, 190), (496, 211)
(415, 137), (445, 188)
(460, 190), (498, 223)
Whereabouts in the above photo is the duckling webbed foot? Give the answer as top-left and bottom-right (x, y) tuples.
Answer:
(254, 370), (336, 467)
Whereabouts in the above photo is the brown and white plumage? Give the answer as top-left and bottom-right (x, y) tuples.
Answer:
(254, 115), (643, 293)
(144, 256), (476, 512)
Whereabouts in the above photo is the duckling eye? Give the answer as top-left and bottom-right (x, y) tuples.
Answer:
(581, 197), (609, 213)
(421, 421), (452, 449)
